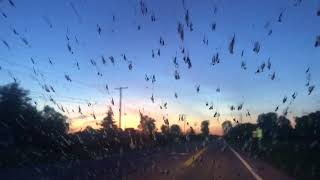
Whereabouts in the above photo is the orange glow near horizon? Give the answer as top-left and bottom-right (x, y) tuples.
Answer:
(67, 98), (266, 136)
(68, 104), (233, 136)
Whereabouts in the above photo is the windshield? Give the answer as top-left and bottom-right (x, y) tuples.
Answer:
(0, 0), (319, 180)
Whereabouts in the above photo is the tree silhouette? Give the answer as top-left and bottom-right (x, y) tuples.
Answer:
(201, 120), (210, 136)
(276, 116), (292, 139)
(222, 120), (233, 135)
(0, 83), (37, 128)
(187, 126), (195, 135)
(0, 83), (70, 167)
(170, 124), (181, 136)
(83, 126), (97, 133)
(224, 111), (320, 180)
(295, 111), (320, 139)
(225, 123), (257, 146)
(257, 112), (277, 139)
(138, 112), (156, 136)
(0, 83), (42, 151)
(160, 124), (169, 135)
(101, 107), (117, 130)
(41, 105), (69, 134)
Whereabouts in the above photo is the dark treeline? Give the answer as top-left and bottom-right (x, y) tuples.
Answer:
(223, 112), (320, 180)
(3, 82), (319, 180)
(0, 83), (210, 169)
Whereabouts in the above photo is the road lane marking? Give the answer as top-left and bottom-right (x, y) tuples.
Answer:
(183, 147), (208, 167)
(228, 146), (263, 180)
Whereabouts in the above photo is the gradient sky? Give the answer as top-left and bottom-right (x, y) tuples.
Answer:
(0, 0), (319, 134)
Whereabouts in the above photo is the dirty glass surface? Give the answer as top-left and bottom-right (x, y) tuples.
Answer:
(0, 0), (319, 180)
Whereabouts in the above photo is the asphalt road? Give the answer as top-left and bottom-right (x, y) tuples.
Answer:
(127, 139), (293, 180)
(0, 139), (293, 180)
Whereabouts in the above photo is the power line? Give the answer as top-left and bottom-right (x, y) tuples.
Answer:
(0, 57), (109, 95)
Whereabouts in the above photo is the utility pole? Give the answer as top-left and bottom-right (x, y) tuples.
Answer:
(179, 114), (187, 134)
(114, 86), (128, 129)
(184, 119), (186, 134)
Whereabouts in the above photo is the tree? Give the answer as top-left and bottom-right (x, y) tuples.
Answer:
(160, 124), (169, 135)
(0, 83), (31, 109)
(0, 83), (37, 128)
(0, 83), (69, 136)
(170, 124), (181, 136)
(41, 105), (69, 134)
(0, 83), (71, 168)
(187, 126), (195, 135)
(201, 120), (210, 136)
(138, 112), (156, 135)
(101, 107), (117, 130)
(84, 126), (96, 133)
(222, 120), (233, 135)
(257, 112), (277, 139)
(295, 111), (320, 139)
(225, 123), (257, 144)
(0, 83), (44, 140)
(276, 116), (292, 139)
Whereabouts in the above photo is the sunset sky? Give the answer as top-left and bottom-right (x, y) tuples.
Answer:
(0, 0), (319, 134)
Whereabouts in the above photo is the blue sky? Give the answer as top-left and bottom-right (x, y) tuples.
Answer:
(0, 0), (319, 133)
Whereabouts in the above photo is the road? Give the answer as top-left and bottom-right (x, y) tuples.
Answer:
(0, 139), (293, 180)
(127, 139), (293, 180)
